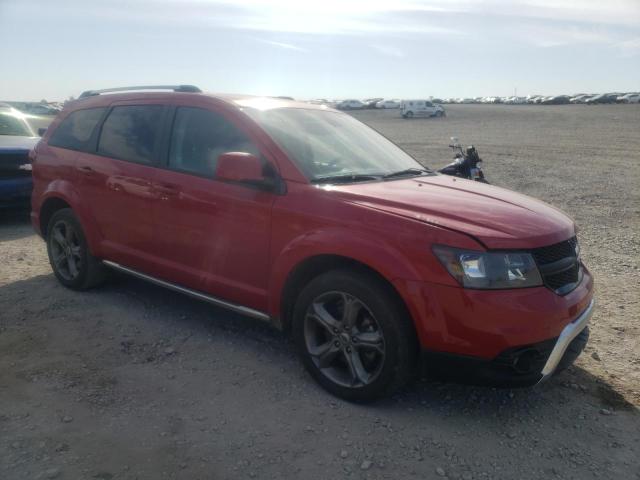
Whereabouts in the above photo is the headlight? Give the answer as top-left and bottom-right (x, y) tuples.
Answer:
(433, 245), (543, 289)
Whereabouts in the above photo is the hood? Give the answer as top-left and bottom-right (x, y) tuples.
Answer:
(0, 135), (39, 151)
(332, 175), (575, 249)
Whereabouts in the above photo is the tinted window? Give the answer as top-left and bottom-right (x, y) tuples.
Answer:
(98, 105), (163, 164)
(168, 107), (258, 176)
(49, 108), (106, 151)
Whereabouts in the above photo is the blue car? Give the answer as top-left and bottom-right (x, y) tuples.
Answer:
(0, 107), (39, 208)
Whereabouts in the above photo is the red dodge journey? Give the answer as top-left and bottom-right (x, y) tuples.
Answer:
(30, 85), (594, 401)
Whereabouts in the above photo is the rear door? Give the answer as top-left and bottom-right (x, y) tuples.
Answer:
(150, 104), (276, 311)
(75, 102), (168, 271)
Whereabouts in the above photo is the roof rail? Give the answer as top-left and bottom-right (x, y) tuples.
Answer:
(78, 85), (201, 99)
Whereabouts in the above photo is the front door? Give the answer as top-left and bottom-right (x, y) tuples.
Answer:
(150, 105), (276, 312)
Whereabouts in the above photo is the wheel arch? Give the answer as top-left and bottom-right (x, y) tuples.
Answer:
(39, 196), (72, 237)
(277, 254), (414, 335)
(37, 185), (103, 256)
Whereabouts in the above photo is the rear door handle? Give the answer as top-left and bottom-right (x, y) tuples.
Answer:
(78, 166), (94, 175)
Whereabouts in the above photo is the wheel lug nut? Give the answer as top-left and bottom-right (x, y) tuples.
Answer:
(346, 347), (352, 353)
(334, 341), (340, 347)
(333, 328), (338, 334)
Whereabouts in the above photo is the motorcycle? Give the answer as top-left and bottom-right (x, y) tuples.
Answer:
(437, 137), (488, 183)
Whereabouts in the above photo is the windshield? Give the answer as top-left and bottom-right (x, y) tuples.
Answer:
(246, 108), (426, 182)
(0, 111), (34, 137)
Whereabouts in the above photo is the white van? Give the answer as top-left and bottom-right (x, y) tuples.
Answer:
(400, 100), (445, 118)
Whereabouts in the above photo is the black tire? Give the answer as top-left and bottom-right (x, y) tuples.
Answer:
(406, 111), (414, 118)
(46, 208), (106, 290)
(292, 269), (418, 402)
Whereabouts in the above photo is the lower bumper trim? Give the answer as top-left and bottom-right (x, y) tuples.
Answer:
(539, 299), (594, 379)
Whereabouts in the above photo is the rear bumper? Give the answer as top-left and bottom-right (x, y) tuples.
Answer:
(421, 303), (592, 387)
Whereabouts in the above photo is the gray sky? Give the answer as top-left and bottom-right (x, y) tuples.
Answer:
(1, 0), (639, 101)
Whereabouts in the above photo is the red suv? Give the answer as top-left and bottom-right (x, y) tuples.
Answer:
(30, 85), (594, 402)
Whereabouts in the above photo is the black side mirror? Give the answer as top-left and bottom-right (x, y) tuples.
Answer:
(38, 128), (47, 137)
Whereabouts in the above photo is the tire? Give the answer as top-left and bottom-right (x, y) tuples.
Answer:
(46, 208), (106, 290)
(292, 269), (418, 402)
(406, 111), (414, 118)
(435, 111), (443, 117)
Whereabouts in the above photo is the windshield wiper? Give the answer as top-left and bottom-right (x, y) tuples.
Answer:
(383, 168), (432, 180)
(310, 174), (381, 184)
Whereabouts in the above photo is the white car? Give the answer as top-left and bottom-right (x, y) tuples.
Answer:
(376, 99), (400, 109)
(336, 99), (365, 110)
(400, 100), (445, 118)
(617, 93), (640, 103)
(570, 94), (592, 103)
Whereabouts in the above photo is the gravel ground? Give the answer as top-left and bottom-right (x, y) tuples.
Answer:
(1, 104), (639, 480)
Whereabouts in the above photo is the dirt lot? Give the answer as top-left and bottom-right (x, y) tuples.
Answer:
(1, 104), (639, 480)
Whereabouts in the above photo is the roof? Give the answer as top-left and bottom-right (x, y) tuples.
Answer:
(69, 87), (334, 113)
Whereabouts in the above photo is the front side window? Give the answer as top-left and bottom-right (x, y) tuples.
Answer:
(49, 108), (105, 150)
(168, 107), (258, 177)
(246, 108), (425, 181)
(98, 105), (163, 164)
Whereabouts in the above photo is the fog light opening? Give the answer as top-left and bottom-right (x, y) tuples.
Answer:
(512, 349), (541, 375)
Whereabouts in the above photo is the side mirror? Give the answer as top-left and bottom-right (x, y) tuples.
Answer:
(38, 127), (47, 137)
(215, 152), (277, 191)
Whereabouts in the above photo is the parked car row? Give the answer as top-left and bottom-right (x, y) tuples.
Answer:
(331, 98), (403, 110)
(441, 92), (639, 105)
(0, 101), (64, 116)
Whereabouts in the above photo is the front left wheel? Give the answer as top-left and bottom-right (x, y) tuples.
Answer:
(292, 270), (418, 402)
(46, 208), (106, 290)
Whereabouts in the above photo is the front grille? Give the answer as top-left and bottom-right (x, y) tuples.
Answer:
(531, 237), (581, 295)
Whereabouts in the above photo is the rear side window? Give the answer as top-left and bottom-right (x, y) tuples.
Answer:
(49, 108), (106, 151)
(168, 107), (259, 177)
(98, 105), (163, 164)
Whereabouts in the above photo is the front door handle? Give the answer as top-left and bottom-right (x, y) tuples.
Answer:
(78, 166), (94, 175)
(154, 183), (179, 199)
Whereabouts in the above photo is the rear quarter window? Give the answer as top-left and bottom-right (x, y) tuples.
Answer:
(97, 105), (163, 164)
(48, 108), (106, 151)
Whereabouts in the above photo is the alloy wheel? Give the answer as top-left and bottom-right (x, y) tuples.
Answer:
(303, 291), (386, 388)
(49, 220), (83, 281)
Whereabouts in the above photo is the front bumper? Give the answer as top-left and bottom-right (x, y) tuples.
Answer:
(394, 266), (594, 359)
(420, 300), (593, 387)
(394, 265), (594, 387)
